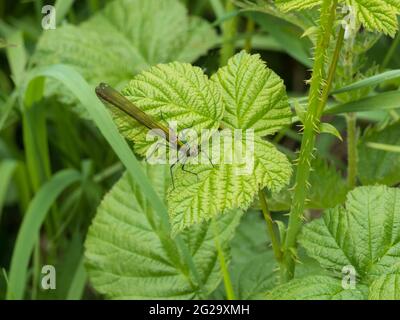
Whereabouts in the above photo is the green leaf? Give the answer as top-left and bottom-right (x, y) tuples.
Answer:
(276, 0), (322, 12)
(168, 135), (292, 234)
(268, 158), (348, 211)
(369, 273), (400, 300)
(353, 0), (400, 37)
(235, 252), (276, 299)
(0, 160), (17, 223)
(247, 12), (313, 67)
(230, 213), (276, 299)
(85, 165), (242, 299)
(325, 91), (400, 115)
(319, 122), (343, 141)
(33, 0), (218, 108)
(7, 169), (81, 300)
(332, 69), (400, 94)
(358, 121), (400, 186)
(299, 186), (400, 283)
(266, 276), (367, 300)
(114, 62), (223, 156)
(276, 0), (400, 37)
(212, 51), (292, 136)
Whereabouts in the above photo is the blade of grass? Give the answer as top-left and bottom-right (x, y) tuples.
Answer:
(367, 142), (400, 153)
(0, 91), (18, 132)
(6, 169), (81, 300)
(209, 0), (225, 20)
(66, 257), (86, 300)
(5, 30), (27, 85)
(325, 91), (400, 114)
(0, 160), (17, 223)
(55, 0), (75, 24)
(332, 70), (400, 94)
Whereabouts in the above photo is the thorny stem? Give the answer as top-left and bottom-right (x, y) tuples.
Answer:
(346, 113), (358, 188)
(244, 18), (255, 53)
(281, 0), (341, 282)
(258, 190), (282, 262)
(220, 0), (238, 66)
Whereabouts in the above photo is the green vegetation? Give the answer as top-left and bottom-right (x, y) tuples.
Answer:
(1, 0), (400, 300)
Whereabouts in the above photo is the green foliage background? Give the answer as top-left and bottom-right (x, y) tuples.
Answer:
(1, 0), (400, 300)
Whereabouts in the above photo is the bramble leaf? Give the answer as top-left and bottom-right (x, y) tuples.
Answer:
(300, 186), (400, 279)
(266, 276), (367, 300)
(353, 0), (400, 37)
(369, 273), (400, 300)
(276, 0), (400, 37)
(268, 158), (348, 211)
(85, 164), (242, 299)
(168, 134), (292, 234)
(276, 0), (321, 12)
(212, 51), (292, 136)
(269, 186), (400, 300)
(33, 0), (218, 111)
(230, 213), (276, 299)
(114, 62), (223, 156)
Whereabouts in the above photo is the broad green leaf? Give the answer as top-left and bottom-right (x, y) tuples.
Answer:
(268, 158), (348, 211)
(276, 0), (321, 12)
(234, 252), (276, 299)
(230, 211), (271, 265)
(85, 164), (242, 299)
(168, 135), (292, 234)
(369, 273), (400, 300)
(299, 186), (400, 283)
(114, 62), (223, 156)
(319, 122), (343, 141)
(230, 213), (276, 299)
(275, 0), (400, 37)
(33, 0), (218, 108)
(353, 0), (400, 37)
(212, 212), (276, 300)
(266, 276), (367, 300)
(358, 121), (400, 186)
(212, 51), (292, 136)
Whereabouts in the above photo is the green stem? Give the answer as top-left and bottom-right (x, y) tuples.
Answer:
(244, 18), (255, 53)
(212, 218), (235, 300)
(346, 113), (357, 189)
(258, 190), (282, 262)
(382, 31), (400, 70)
(220, 0), (238, 66)
(281, 0), (341, 282)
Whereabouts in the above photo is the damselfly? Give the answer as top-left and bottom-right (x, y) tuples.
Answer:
(95, 83), (211, 185)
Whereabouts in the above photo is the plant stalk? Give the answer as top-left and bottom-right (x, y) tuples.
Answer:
(382, 31), (400, 70)
(258, 190), (282, 262)
(212, 218), (235, 300)
(220, 0), (238, 66)
(346, 113), (357, 189)
(281, 0), (342, 282)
